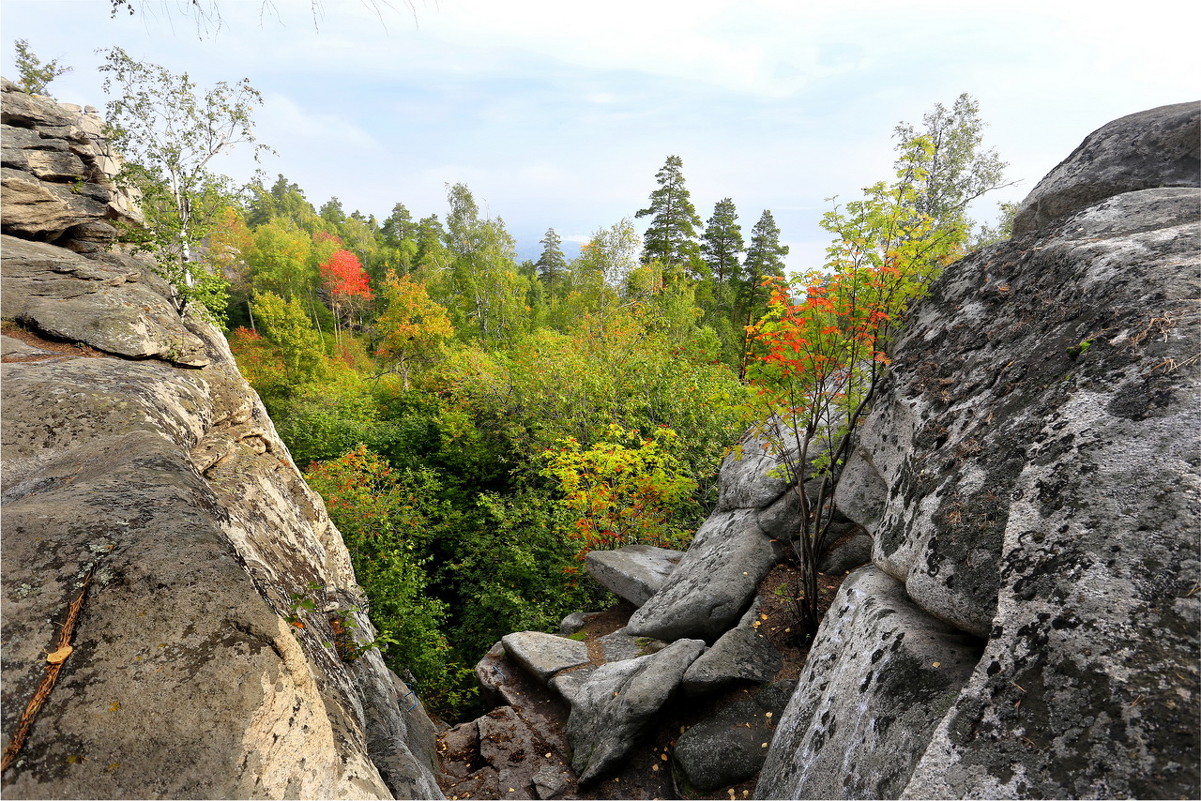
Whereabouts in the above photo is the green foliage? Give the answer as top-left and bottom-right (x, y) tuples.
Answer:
(99, 46), (270, 321)
(304, 447), (473, 714)
(250, 291), (325, 387)
(540, 424), (698, 558)
(13, 39), (71, 96)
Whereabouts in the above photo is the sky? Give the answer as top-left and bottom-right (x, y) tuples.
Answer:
(2, 0), (1197, 268)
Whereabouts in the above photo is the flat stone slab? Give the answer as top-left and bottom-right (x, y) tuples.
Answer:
(585, 544), (683, 607)
(501, 631), (591, 684)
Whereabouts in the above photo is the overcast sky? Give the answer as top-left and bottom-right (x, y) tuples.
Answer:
(2, 0), (1197, 267)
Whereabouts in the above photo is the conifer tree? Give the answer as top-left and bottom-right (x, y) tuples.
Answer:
(636, 155), (703, 271)
(738, 210), (788, 370)
(536, 228), (568, 288)
(701, 198), (744, 283)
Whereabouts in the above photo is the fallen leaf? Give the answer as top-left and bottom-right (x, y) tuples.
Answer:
(932, 661), (941, 668)
(652, 764), (660, 772)
(544, 753), (552, 758)
(765, 712), (773, 718)
(660, 753), (668, 761)
(46, 645), (73, 664)
(761, 743), (768, 748)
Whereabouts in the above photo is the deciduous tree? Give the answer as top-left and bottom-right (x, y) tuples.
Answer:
(99, 46), (270, 320)
(375, 272), (453, 390)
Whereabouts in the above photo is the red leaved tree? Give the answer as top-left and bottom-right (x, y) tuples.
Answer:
(319, 248), (372, 343)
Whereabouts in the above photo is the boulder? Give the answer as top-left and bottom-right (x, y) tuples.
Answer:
(673, 680), (795, 792)
(757, 567), (982, 799)
(682, 600), (781, 696)
(817, 532), (873, 575)
(584, 544), (683, 607)
(715, 423), (797, 512)
(787, 108), (1200, 798)
(474, 640), (524, 708)
(501, 631), (591, 684)
(567, 638), (705, 784)
(1013, 101), (1200, 235)
(558, 610), (602, 636)
(625, 509), (779, 642)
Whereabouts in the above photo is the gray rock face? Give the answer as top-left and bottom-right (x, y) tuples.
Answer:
(1013, 101), (1199, 235)
(717, 426), (796, 512)
(673, 681), (795, 792)
(585, 544), (683, 607)
(783, 109), (1200, 799)
(625, 509), (779, 641)
(757, 568), (981, 799)
(682, 600), (780, 696)
(501, 631), (591, 684)
(817, 532), (873, 575)
(567, 638), (706, 785)
(0, 87), (441, 800)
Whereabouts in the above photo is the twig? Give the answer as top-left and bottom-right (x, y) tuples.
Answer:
(1, 567), (95, 772)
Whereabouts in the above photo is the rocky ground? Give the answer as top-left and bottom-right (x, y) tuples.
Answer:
(435, 550), (848, 801)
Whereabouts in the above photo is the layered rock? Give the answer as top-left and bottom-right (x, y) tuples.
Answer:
(765, 102), (1201, 798)
(1, 78), (140, 250)
(0, 85), (442, 799)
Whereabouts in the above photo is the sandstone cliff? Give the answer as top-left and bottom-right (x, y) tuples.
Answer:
(760, 101), (1200, 799)
(1, 81), (443, 799)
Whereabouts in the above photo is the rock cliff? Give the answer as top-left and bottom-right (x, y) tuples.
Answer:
(1, 81), (443, 799)
(760, 101), (1200, 799)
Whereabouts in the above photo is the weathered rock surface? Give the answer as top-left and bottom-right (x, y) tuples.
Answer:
(816, 532), (873, 575)
(567, 638), (705, 785)
(682, 599), (781, 696)
(1, 236), (209, 366)
(1013, 101), (1199, 236)
(1, 87), (441, 799)
(585, 544), (682, 607)
(776, 106), (1201, 799)
(625, 509), (779, 641)
(1, 79), (140, 248)
(673, 681), (795, 793)
(756, 568), (982, 799)
(501, 631), (592, 684)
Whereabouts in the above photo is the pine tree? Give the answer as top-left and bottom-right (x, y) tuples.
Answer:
(701, 198), (744, 283)
(739, 210), (788, 372)
(537, 228), (568, 288)
(635, 155), (703, 271)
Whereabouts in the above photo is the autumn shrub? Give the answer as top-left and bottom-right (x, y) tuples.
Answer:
(540, 424), (698, 561)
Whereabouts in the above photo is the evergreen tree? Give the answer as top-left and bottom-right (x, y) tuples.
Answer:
(635, 155), (703, 271)
(319, 197), (347, 232)
(536, 228), (568, 288)
(247, 174), (320, 231)
(739, 210), (788, 370)
(701, 198), (744, 283)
